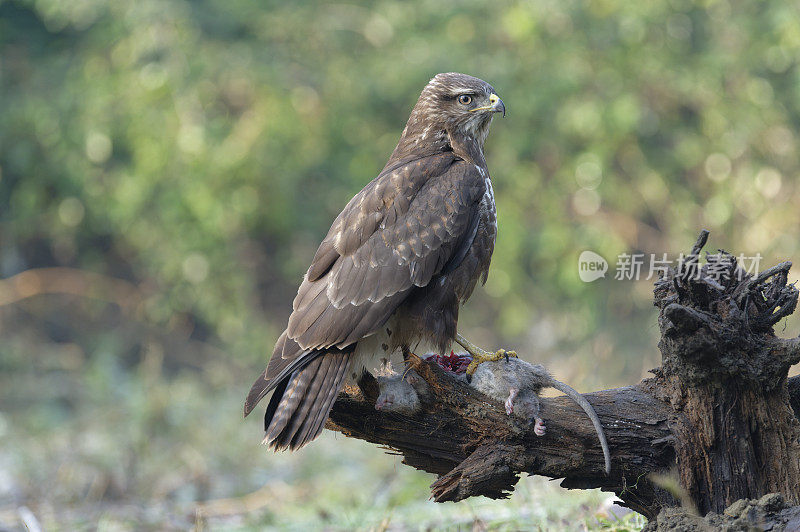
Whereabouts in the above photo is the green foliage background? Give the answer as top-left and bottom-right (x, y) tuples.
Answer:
(1, 0), (799, 529)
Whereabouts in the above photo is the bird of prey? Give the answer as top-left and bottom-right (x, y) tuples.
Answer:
(245, 72), (509, 450)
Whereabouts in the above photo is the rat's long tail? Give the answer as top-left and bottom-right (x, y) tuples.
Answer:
(550, 380), (611, 475)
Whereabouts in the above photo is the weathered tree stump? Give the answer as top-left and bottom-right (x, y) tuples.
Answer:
(651, 230), (800, 515)
(324, 231), (800, 522)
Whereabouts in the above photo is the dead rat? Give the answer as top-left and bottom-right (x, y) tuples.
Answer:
(375, 369), (430, 415)
(470, 357), (611, 474)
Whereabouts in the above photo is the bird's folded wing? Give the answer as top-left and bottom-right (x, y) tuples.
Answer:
(246, 154), (487, 414)
(287, 154), (486, 351)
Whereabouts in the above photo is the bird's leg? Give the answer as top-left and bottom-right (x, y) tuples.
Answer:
(400, 346), (416, 381)
(455, 333), (518, 374)
(401, 345), (413, 363)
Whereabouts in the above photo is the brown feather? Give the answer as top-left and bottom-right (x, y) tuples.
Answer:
(290, 352), (351, 448)
(302, 356), (351, 443)
(292, 273), (326, 312)
(307, 238), (339, 281)
(244, 332), (306, 416)
(266, 351), (352, 450)
(264, 359), (317, 444)
(288, 286), (333, 345)
(281, 355), (335, 443)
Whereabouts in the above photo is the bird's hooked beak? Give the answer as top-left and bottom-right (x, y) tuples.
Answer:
(470, 93), (505, 117)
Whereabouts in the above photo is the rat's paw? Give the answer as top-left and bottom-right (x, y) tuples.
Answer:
(505, 396), (514, 415)
(504, 387), (519, 416)
(534, 417), (546, 436)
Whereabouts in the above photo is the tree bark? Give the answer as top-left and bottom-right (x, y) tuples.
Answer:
(324, 231), (800, 520)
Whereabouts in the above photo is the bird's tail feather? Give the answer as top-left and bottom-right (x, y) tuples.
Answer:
(263, 351), (352, 451)
(244, 332), (308, 417)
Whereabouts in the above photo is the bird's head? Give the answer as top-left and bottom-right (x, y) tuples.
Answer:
(422, 72), (504, 121)
(395, 72), (505, 160)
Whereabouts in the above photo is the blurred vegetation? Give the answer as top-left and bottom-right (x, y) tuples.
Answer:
(1, 0), (799, 529)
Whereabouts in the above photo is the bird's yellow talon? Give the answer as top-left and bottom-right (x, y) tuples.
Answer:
(501, 350), (518, 359)
(455, 333), (518, 375)
(465, 348), (519, 374)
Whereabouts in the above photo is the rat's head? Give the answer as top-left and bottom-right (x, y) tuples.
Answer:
(375, 392), (396, 411)
(375, 374), (423, 415)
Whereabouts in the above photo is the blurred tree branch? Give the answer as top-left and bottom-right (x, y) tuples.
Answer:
(0, 267), (141, 311)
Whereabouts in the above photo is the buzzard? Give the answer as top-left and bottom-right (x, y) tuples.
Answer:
(245, 72), (508, 450)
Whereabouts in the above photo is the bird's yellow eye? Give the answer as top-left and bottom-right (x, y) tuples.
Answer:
(458, 94), (472, 105)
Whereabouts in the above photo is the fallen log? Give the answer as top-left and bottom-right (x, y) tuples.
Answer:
(325, 231), (800, 521)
